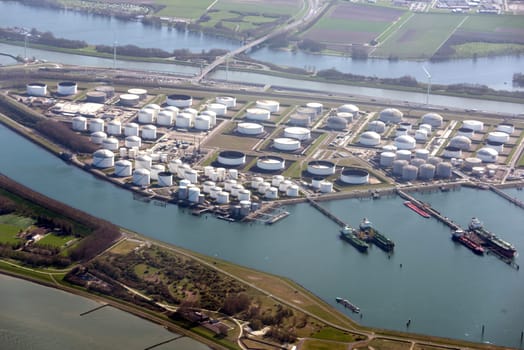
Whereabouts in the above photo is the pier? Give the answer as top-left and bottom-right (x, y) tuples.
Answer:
(488, 185), (524, 209)
(79, 303), (109, 316)
(306, 196), (347, 227)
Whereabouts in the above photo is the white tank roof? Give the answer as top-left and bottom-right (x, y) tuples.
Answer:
(361, 131), (381, 140)
(93, 149), (114, 158)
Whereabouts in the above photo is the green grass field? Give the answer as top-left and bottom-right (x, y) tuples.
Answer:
(36, 234), (76, 248)
(301, 339), (348, 350)
(459, 14), (524, 32)
(213, 1), (299, 16)
(313, 17), (388, 34)
(451, 42), (524, 58)
(373, 13), (467, 59)
(0, 224), (22, 244)
(154, 0), (214, 19)
(0, 214), (35, 228)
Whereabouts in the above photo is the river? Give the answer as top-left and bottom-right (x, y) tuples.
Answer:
(0, 1), (523, 90)
(0, 123), (523, 347)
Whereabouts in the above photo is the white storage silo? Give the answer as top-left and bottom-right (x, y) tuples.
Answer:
(90, 131), (107, 144)
(319, 181), (333, 193)
(284, 127), (311, 140)
(207, 103), (227, 116)
(265, 187), (279, 199)
(26, 82), (47, 96)
(216, 167), (226, 181)
(203, 181), (216, 193)
(188, 187), (201, 203)
(395, 135), (416, 150)
(210, 186), (222, 199)
(179, 179), (191, 188)
(89, 118), (105, 133)
(477, 148), (498, 163)
(92, 149), (114, 168)
(157, 110), (174, 126)
(158, 172), (173, 187)
(150, 164), (165, 181)
(72, 116), (87, 131)
(327, 116), (348, 130)
(487, 131), (510, 144)
(141, 125), (157, 140)
(176, 112), (193, 129)
(399, 122), (412, 131)
(238, 189), (251, 201)
(396, 150), (411, 161)
(216, 96), (236, 108)
(436, 162), (452, 178)
(107, 120), (122, 135)
(273, 138), (301, 151)
(224, 179), (237, 192)
(238, 122), (264, 135)
(167, 94), (192, 108)
(168, 159), (182, 174)
(125, 136), (141, 149)
(414, 149), (430, 161)
(393, 160), (409, 176)
(312, 177), (323, 189)
(428, 157), (442, 166)
(419, 164), (436, 180)
(135, 155), (152, 170)
(102, 137), (119, 151)
(272, 175), (284, 187)
(251, 177), (264, 189)
(359, 131), (381, 146)
(231, 184), (244, 197)
(124, 123), (139, 137)
(178, 186), (188, 199)
(380, 152), (396, 167)
(194, 115), (212, 131)
(258, 182), (271, 194)
(402, 165), (418, 181)
(57, 81), (77, 96)
(133, 168), (150, 186)
(382, 144), (398, 152)
(114, 160), (132, 177)
(246, 108), (271, 121)
(367, 120), (386, 134)
(286, 185), (299, 197)
(119, 147), (127, 158)
(256, 100), (279, 113)
(336, 112), (354, 123)
(184, 169), (198, 184)
(216, 191), (230, 204)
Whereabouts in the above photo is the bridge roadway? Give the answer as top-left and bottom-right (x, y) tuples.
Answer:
(306, 196), (347, 227)
(192, 0), (326, 83)
(0, 52), (22, 62)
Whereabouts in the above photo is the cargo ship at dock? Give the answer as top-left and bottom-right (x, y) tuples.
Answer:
(339, 226), (369, 252)
(403, 201), (430, 218)
(358, 218), (395, 252)
(335, 297), (360, 313)
(467, 218), (516, 259)
(452, 230), (484, 255)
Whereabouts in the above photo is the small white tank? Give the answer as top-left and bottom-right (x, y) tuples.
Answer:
(238, 189), (251, 201)
(138, 108), (157, 124)
(207, 103), (227, 116)
(176, 113), (193, 129)
(278, 180), (292, 192)
(231, 184), (244, 197)
(194, 115), (212, 130)
(271, 175), (284, 187)
(150, 164), (165, 181)
(251, 177), (264, 189)
(168, 159), (182, 173)
(124, 123), (140, 137)
(72, 116), (87, 131)
(133, 168), (150, 186)
(114, 160), (132, 177)
(319, 181), (333, 193)
(216, 191), (230, 204)
(256, 100), (280, 113)
(188, 187), (201, 203)
(265, 187), (279, 199)
(106, 120), (121, 135)
(90, 131), (107, 144)
(119, 147), (127, 158)
(135, 155), (152, 170)
(89, 118), (105, 133)
(157, 172), (173, 187)
(141, 125), (157, 140)
(286, 185), (299, 197)
(203, 181), (216, 193)
(210, 186), (222, 199)
(258, 182), (271, 194)
(102, 137), (119, 151)
(216, 96), (236, 107)
(224, 179), (237, 191)
(92, 149), (114, 168)
(246, 108), (271, 121)
(200, 110), (217, 126)
(228, 169), (238, 180)
(157, 110), (174, 126)
(125, 136), (141, 148)
(184, 169), (198, 184)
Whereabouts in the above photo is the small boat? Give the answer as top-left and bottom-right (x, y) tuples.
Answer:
(403, 201), (430, 218)
(335, 297), (360, 313)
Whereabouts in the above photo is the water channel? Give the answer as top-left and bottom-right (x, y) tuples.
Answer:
(0, 1), (523, 90)
(0, 123), (523, 347)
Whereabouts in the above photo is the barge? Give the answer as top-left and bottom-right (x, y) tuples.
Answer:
(403, 201), (430, 218)
(340, 226), (369, 252)
(358, 218), (395, 252)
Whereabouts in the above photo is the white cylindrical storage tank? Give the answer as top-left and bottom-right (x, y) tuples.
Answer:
(327, 116), (348, 130)
(128, 148), (139, 159)
(402, 165), (418, 181)
(428, 157), (442, 166)
(72, 116), (87, 131)
(95, 85), (115, 98)
(306, 102), (323, 115)
(265, 187), (279, 199)
(367, 120), (386, 133)
(289, 113), (311, 127)
(127, 88), (147, 100)
(414, 149), (430, 161)
(464, 157), (483, 170)
(395, 127), (408, 137)
(311, 177), (323, 189)
(396, 149), (411, 161)
(125, 135), (141, 149)
(157, 172), (173, 187)
(167, 94), (192, 108)
(449, 136), (471, 151)
(89, 118), (105, 133)
(273, 138), (301, 151)
(487, 131), (510, 144)
(92, 149), (114, 168)
(124, 123), (139, 137)
(228, 169), (238, 180)
(296, 107), (317, 120)
(379, 108), (403, 123)
(472, 166), (485, 176)
(284, 127), (310, 141)
(141, 125), (157, 140)
(150, 164), (165, 181)
(399, 122), (412, 131)
(135, 155), (152, 170)
(224, 179), (237, 192)
(157, 110), (173, 126)
(26, 82), (47, 96)
(258, 182), (271, 194)
(251, 177), (264, 189)
(167, 159), (182, 174)
(178, 186), (188, 200)
(415, 129), (428, 141)
(338, 104), (360, 115)
(114, 160), (132, 177)
(194, 115), (212, 131)
(457, 127), (474, 138)
(200, 110), (217, 126)
(183, 108), (198, 118)
(107, 120), (122, 135)
(246, 108), (271, 121)
(119, 147), (127, 158)
(164, 106), (179, 114)
(175, 112), (193, 129)
(421, 113), (443, 128)
(496, 123), (514, 134)
(216, 167), (226, 181)
(133, 168), (150, 186)
(271, 175), (284, 187)
(340, 168), (369, 185)
(231, 184), (244, 197)
(86, 91), (106, 103)
(237, 122), (264, 135)
(307, 160), (335, 176)
(119, 94), (140, 107)
(90, 131), (107, 144)
(179, 179), (191, 188)
(436, 162), (452, 178)
(443, 146), (462, 158)
(393, 160), (409, 176)
(411, 158), (425, 168)
(238, 189), (251, 201)
(382, 144), (398, 152)
(203, 181), (216, 193)
(319, 181), (333, 193)
(56, 81), (77, 95)
(485, 140), (504, 153)
(286, 185), (299, 197)
(336, 112), (354, 123)
(359, 131), (381, 146)
(216, 96), (236, 108)
(477, 148), (498, 163)
(218, 151), (246, 167)
(102, 137), (119, 151)
(256, 100), (279, 113)
(257, 156), (285, 171)
(380, 152), (396, 167)
(419, 124), (432, 133)
(395, 135), (416, 150)
(419, 164), (436, 180)
(188, 187), (201, 203)
(184, 169), (198, 184)
(216, 191), (230, 204)
(463, 120), (484, 132)
(207, 103), (227, 116)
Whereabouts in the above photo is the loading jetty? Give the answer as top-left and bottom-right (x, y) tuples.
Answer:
(306, 196), (347, 227)
(488, 185), (524, 209)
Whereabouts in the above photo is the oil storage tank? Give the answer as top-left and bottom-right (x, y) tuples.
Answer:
(496, 123), (514, 134)
(141, 125), (157, 140)
(216, 96), (236, 107)
(246, 108), (270, 121)
(107, 120), (122, 135)
(124, 123), (139, 137)
(57, 81), (77, 96)
(114, 160), (132, 177)
(418, 164), (436, 180)
(133, 168), (150, 187)
(207, 103), (227, 116)
(92, 149), (114, 168)
(167, 94), (192, 108)
(449, 136), (471, 151)
(307, 160), (335, 176)
(217, 151), (246, 167)
(89, 118), (105, 133)
(367, 120), (386, 133)
(257, 156), (285, 171)
(436, 162), (452, 178)
(72, 116), (87, 131)
(463, 120), (484, 132)
(421, 113), (443, 128)
(284, 127), (310, 140)
(392, 160), (409, 176)
(379, 108), (402, 123)
(395, 135), (416, 150)
(340, 168), (369, 185)
(359, 131), (381, 146)
(487, 131), (510, 144)
(158, 172), (173, 187)
(273, 138), (301, 151)
(256, 100), (279, 113)
(401, 165), (418, 181)
(477, 148), (498, 163)
(26, 83), (47, 96)
(237, 122), (264, 135)
(380, 152), (396, 167)
(119, 94), (139, 107)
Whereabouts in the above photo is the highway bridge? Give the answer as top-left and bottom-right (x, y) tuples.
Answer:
(0, 52), (23, 62)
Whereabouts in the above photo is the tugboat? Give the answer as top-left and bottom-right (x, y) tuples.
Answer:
(452, 229), (484, 255)
(358, 218), (395, 252)
(468, 218), (516, 258)
(340, 226), (369, 252)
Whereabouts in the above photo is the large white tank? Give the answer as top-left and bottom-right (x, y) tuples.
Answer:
(449, 136), (471, 150)
(487, 131), (510, 144)
(89, 118), (105, 133)
(141, 125), (157, 140)
(228, 169), (238, 180)
(382, 144), (398, 152)
(418, 164), (436, 180)
(127, 88), (147, 100)
(135, 155), (152, 170)
(179, 179), (191, 188)
(114, 160), (132, 177)
(395, 127), (408, 137)
(237, 122), (264, 135)
(464, 157), (483, 170)
(26, 82), (47, 96)
(288, 113), (311, 126)
(319, 181), (333, 193)
(411, 158), (425, 168)
(436, 162), (452, 178)
(107, 120), (122, 135)
(168, 159), (182, 174)
(367, 120), (386, 133)
(175, 112), (193, 129)
(338, 104), (359, 116)
(138, 108), (156, 124)
(392, 160), (409, 176)
(216, 96), (236, 108)
(200, 110), (217, 126)
(396, 150), (411, 161)
(72, 116), (87, 131)
(395, 135), (416, 150)
(340, 168), (369, 185)
(457, 127), (474, 138)
(284, 127), (310, 140)
(246, 108), (271, 121)
(402, 165), (418, 181)
(307, 160), (336, 176)
(327, 116), (348, 130)
(207, 103), (227, 116)
(119, 94), (140, 106)
(57, 81), (77, 96)
(150, 164), (165, 181)
(265, 187), (279, 199)
(306, 102), (323, 115)
(256, 100), (280, 113)
(359, 131), (381, 146)
(421, 113), (443, 127)
(124, 123), (139, 137)
(125, 135), (141, 149)
(119, 147), (127, 158)
(90, 131), (107, 144)
(133, 168), (150, 186)
(428, 157), (442, 166)
(258, 182), (271, 194)
(415, 129), (428, 141)
(157, 110), (174, 126)
(184, 169), (198, 184)
(443, 146), (462, 158)
(380, 152), (396, 167)
(496, 123), (514, 134)
(419, 124), (432, 133)
(194, 115), (212, 131)
(188, 187), (201, 203)
(210, 186), (222, 199)
(157, 172), (173, 187)
(92, 149), (114, 168)
(102, 137), (119, 151)
(164, 106), (179, 114)
(379, 108), (403, 123)
(218, 151), (246, 166)
(273, 138), (301, 151)
(257, 156), (285, 171)
(216, 191), (230, 204)
(414, 149), (430, 160)
(286, 185), (299, 197)
(463, 120), (484, 132)
(336, 112), (354, 123)
(477, 148), (498, 163)
(485, 140), (504, 153)
(167, 94), (192, 108)
(238, 189), (251, 201)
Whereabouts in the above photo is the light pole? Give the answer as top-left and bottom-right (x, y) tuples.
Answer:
(113, 41), (117, 69)
(24, 33), (30, 61)
(422, 66), (431, 105)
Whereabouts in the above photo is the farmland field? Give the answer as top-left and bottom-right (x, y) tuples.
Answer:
(372, 13), (467, 59)
(36, 234), (76, 248)
(451, 14), (524, 44)
(303, 3), (405, 46)
(154, 0), (214, 19)
(213, 0), (301, 15)
(0, 224), (21, 245)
